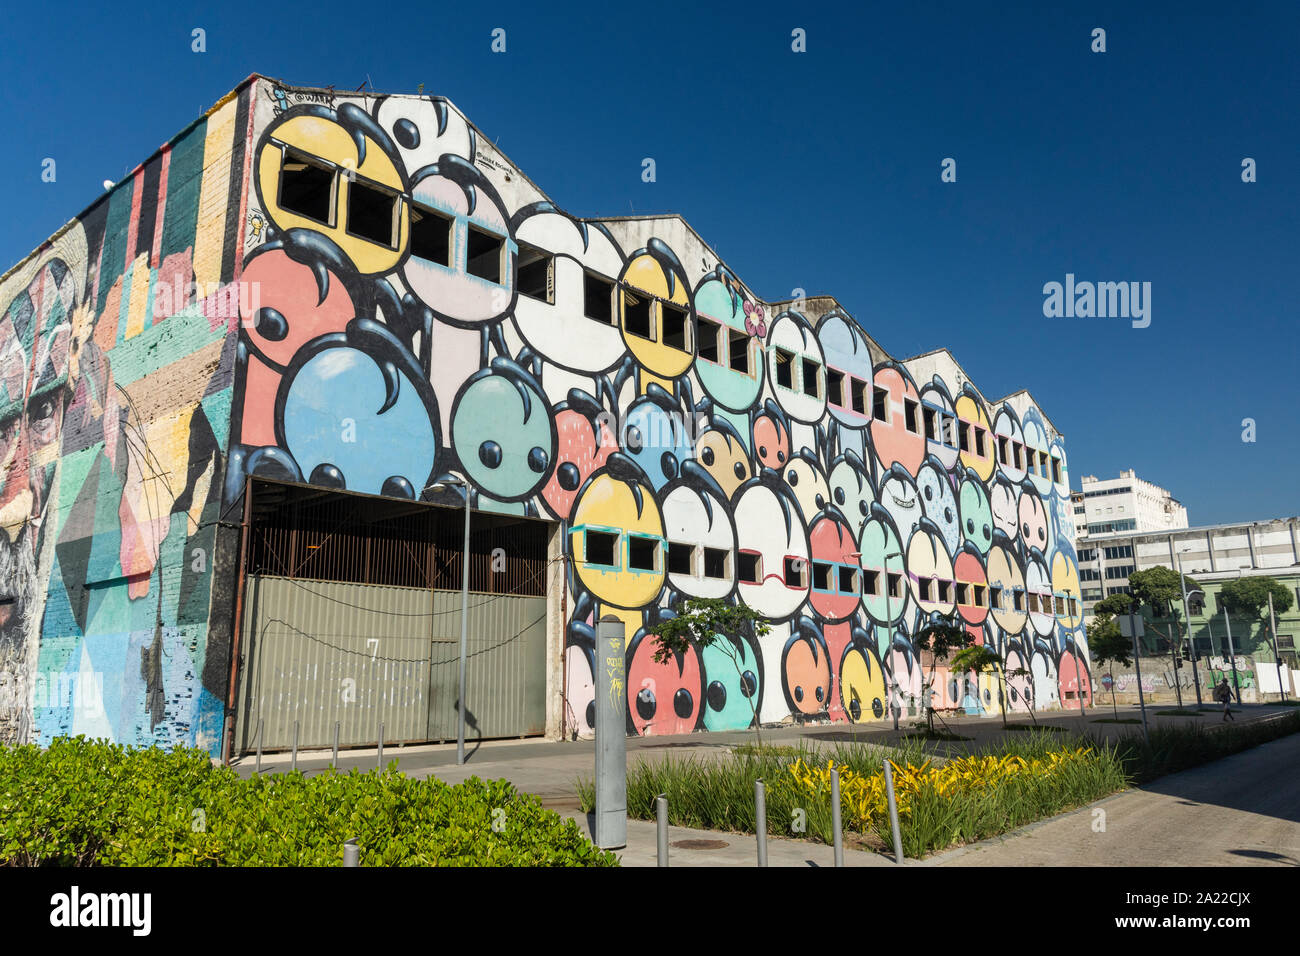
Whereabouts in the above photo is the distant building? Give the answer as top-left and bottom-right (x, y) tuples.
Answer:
(1072, 469), (1187, 538)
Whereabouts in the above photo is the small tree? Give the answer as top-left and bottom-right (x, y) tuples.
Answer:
(950, 644), (1008, 728)
(1129, 566), (1202, 707)
(1087, 593), (1135, 719)
(913, 617), (975, 734)
(650, 597), (772, 746)
(1218, 576), (1294, 654)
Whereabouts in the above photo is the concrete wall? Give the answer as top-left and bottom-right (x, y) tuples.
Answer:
(0, 84), (253, 753)
(221, 78), (1084, 738)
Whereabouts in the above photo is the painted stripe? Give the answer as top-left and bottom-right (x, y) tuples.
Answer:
(124, 167), (143, 272)
(193, 98), (238, 291)
(151, 147), (171, 268)
(136, 158), (162, 266)
(221, 85), (252, 284)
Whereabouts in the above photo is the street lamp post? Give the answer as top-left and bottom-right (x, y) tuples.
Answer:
(884, 550), (903, 728)
(1175, 551), (1204, 708)
(428, 477), (471, 765)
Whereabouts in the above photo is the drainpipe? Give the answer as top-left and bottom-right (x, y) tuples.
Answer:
(221, 479), (254, 766)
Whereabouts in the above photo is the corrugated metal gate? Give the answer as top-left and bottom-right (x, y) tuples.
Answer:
(232, 479), (553, 754)
(235, 576), (546, 751)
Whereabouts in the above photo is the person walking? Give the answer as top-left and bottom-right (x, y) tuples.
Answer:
(1215, 678), (1235, 721)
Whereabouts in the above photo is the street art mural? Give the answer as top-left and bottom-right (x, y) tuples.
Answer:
(224, 81), (1086, 738)
(0, 89), (249, 751)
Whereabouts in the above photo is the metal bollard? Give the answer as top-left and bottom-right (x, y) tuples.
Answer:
(831, 768), (844, 867)
(332, 721), (340, 768)
(377, 722), (384, 771)
(255, 718), (263, 773)
(656, 795), (669, 867)
(291, 720), (300, 772)
(342, 838), (359, 867)
(755, 779), (768, 867)
(883, 758), (904, 864)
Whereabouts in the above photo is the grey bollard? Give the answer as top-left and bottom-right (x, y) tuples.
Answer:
(332, 721), (340, 767)
(377, 722), (384, 771)
(656, 795), (669, 867)
(883, 758), (904, 864)
(755, 779), (768, 867)
(291, 720), (300, 772)
(594, 615), (627, 849)
(342, 838), (359, 867)
(255, 718), (263, 773)
(831, 768), (844, 867)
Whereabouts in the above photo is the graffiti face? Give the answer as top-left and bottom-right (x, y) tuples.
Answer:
(840, 644), (887, 722)
(917, 455), (960, 556)
(569, 461), (666, 610)
(919, 377), (959, 471)
(541, 393), (617, 520)
(694, 424), (750, 501)
(620, 390), (693, 492)
(992, 406), (1026, 484)
(955, 387), (994, 481)
(907, 521), (956, 618)
(1017, 484), (1049, 556)
(450, 360), (555, 502)
(660, 476), (735, 600)
(701, 634), (761, 731)
(564, 644), (597, 737)
(816, 312), (873, 431)
(1022, 410), (1052, 497)
(765, 311), (826, 425)
(627, 632), (703, 736)
(858, 504), (906, 626)
(869, 363), (924, 474)
(1051, 547), (1083, 631)
(731, 478), (809, 621)
(752, 405), (790, 471)
(958, 468), (994, 555)
(618, 244), (694, 381)
(990, 476), (1019, 542)
(781, 450), (830, 524)
(782, 625), (830, 716)
(954, 544), (989, 627)
(879, 464), (922, 546)
(808, 513), (860, 624)
(987, 534), (1027, 636)
(693, 270), (763, 412)
(1005, 646), (1033, 712)
(828, 452), (874, 535)
(1024, 551), (1055, 639)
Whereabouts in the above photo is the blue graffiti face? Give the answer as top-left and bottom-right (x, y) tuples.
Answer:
(917, 456), (960, 556)
(959, 471), (994, 555)
(620, 396), (693, 491)
(701, 634), (762, 731)
(451, 360), (556, 502)
(693, 274), (764, 413)
(281, 344), (438, 497)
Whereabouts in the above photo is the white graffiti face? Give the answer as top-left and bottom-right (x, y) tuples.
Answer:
(1024, 553), (1054, 639)
(765, 312), (826, 425)
(919, 380), (959, 471)
(992, 407), (1026, 484)
(660, 480), (736, 600)
(732, 479), (809, 621)
(990, 477), (1020, 542)
(879, 466), (922, 546)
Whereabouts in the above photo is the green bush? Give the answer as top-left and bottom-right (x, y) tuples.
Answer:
(1110, 710), (1300, 785)
(0, 736), (617, 867)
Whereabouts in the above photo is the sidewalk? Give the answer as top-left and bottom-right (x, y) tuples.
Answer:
(232, 702), (1296, 867)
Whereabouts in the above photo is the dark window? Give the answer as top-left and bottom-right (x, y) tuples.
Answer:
(958, 422), (971, 452)
(624, 290), (652, 339)
(872, 387), (888, 422)
(942, 416), (956, 447)
(346, 179), (397, 246)
(697, 317), (721, 363)
(975, 427), (987, 457)
(990, 585), (1003, 609)
(784, 557), (806, 588)
(661, 302), (689, 351)
(728, 329), (750, 374)
(827, 370), (845, 407)
(974, 584), (986, 607)
(1012, 443), (1023, 469)
(667, 542), (694, 575)
(584, 272), (616, 324)
(279, 151), (335, 224)
(812, 562), (831, 591)
(702, 547), (729, 579)
(466, 227), (503, 282)
(851, 379), (867, 415)
(801, 358), (820, 398)
(919, 578), (934, 602)
(775, 349), (794, 389)
(1055, 596), (1066, 615)
(1051, 457), (1062, 483)
(737, 551), (761, 584)
(937, 580), (952, 603)
(863, 569), (880, 596)
(517, 243), (553, 302)
(997, 436), (1009, 465)
(957, 582), (970, 605)
(923, 407), (937, 440)
(838, 566), (857, 594)
(410, 204), (452, 266)
(888, 572), (903, 598)
(1012, 590), (1024, 612)
(904, 399), (919, 434)
(586, 531), (618, 567)
(628, 535), (659, 572)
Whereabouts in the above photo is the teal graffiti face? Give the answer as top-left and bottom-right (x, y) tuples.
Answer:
(692, 275), (763, 413)
(959, 471), (994, 555)
(828, 453), (874, 534)
(701, 634), (761, 731)
(450, 360), (556, 501)
(858, 504), (905, 626)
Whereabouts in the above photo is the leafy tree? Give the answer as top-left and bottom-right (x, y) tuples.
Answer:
(650, 597), (772, 745)
(913, 617), (975, 734)
(1218, 576), (1294, 653)
(1129, 566), (1202, 707)
(950, 644), (1009, 728)
(1086, 612), (1134, 719)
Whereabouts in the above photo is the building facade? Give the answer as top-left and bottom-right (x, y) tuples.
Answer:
(0, 76), (1088, 757)
(1073, 468), (1187, 538)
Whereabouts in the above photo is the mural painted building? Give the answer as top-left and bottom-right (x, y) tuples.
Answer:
(0, 75), (1088, 758)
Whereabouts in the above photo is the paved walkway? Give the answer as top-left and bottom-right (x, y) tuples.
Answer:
(233, 702), (1297, 867)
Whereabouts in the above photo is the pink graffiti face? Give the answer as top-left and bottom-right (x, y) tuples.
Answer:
(752, 413), (788, 472)
(783, 634), (830, 716)
(808, 515), (860, 623)
(953, 548), (989, 626)
(1017, 486), (1048, 555)
(238, 249), (355, 368)
(540, 404), (617, 520)
(627, 638), (702, 736)
(564, 645), (597, 736)
(1058, 650), (1091, 709)
(885, 646), (922, 702)
(869, 365), (924, 474)
(1005, 649), (1033, 712)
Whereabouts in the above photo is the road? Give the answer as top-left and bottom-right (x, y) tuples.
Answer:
(928, 729), (1300, 866)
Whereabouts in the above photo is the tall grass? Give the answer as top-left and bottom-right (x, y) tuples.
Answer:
(1109, 710), (1300, 784)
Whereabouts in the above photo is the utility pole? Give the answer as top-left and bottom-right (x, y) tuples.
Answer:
(1176, 553), (1203, 708)
(1223, 609), (1242, 705)
(1268, 590), (1288, 703)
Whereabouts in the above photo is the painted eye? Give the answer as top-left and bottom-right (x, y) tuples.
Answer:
(707, 681), (727, 711)
(787, 469), (798, 486)
(479, 441), (503, 468)
(661, 452), (678, 479)
(741, 671), (757, 697)
(966, 518), (975, 534)
(734, 462), (747, 480)
(944, 507), (953, 523)
(1038, 528), (1045, 542)
(758, 445), (768, 458)
(253, 306), (288, 341)
(1022, 523), (1030, 539)
(849, 698), (862, 720)
(636, 688), (656, 720)
(924, 485), (934, 501)
(834, 487), (846, 506)
(871, 697), (884, 718)
(702, 446), (715, 466)
(815, 685), (824, 703)
(859, 501), (868, 517)
(983, 524), (991, 540)
(625, 426), (643, 452)
(528, 446), (548, 473)
(815, 493), (825, 510)
(585, 700), (595, 729)
(777, 451), (786, 463)
(557, 462), (581, 491)
(673, 688), (694, 719)
(794, 686), (804, 703)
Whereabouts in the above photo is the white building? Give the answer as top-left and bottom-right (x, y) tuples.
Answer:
(1072, 469), (1187, 538)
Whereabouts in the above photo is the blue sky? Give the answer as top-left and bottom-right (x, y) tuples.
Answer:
(3, 0), (1296, 526)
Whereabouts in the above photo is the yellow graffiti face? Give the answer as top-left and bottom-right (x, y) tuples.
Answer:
(257, 113), (408, 275)
(781, 454), (830, 523)
(695, 427), (750, 500)
(570, 471), (665, 609)
(1052, 550), (1083, 629)
(840, 646), (887, 722)
(987, 543), (1027, 635)
(955, 393), (994, 481)
(619, 253), (694, 380)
